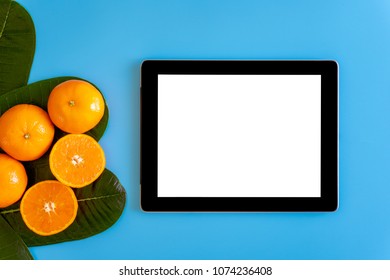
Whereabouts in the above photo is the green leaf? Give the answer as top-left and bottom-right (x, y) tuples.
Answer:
(1, 169), (126, 247)
(0, 215), (33, 259)
(0, 76), (109, 141)
(0, 0), (35, 95)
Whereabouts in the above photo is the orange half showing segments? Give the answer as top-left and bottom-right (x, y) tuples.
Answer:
(49, 134), (106, 188)
(20, 180), (78, 236)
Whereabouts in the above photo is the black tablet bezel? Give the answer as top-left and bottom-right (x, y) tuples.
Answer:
(141, 60), (338, 212)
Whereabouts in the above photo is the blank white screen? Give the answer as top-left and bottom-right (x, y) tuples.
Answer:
(158, 75), (321, 197)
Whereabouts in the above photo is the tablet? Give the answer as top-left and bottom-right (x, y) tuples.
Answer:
(141, 60), (338, 212)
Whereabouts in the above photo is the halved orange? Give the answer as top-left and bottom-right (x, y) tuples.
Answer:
(49, 134), (105, 188)
(20, 180), (78, 236)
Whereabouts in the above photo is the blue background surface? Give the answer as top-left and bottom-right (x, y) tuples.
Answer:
(16, 0), (390, 259)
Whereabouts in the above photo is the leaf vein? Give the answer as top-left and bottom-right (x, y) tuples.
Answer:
(0, 1), (12, 41)
(77, 193), (122, 202)
(0, 208), (19, 215)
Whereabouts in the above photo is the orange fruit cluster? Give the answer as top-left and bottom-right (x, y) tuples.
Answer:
(0, 80), (106, 236)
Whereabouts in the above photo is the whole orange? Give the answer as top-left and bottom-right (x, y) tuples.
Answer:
(0, 104), (55, 161)
(0, 154), (28, 208)
(48, 80), (105, 134)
